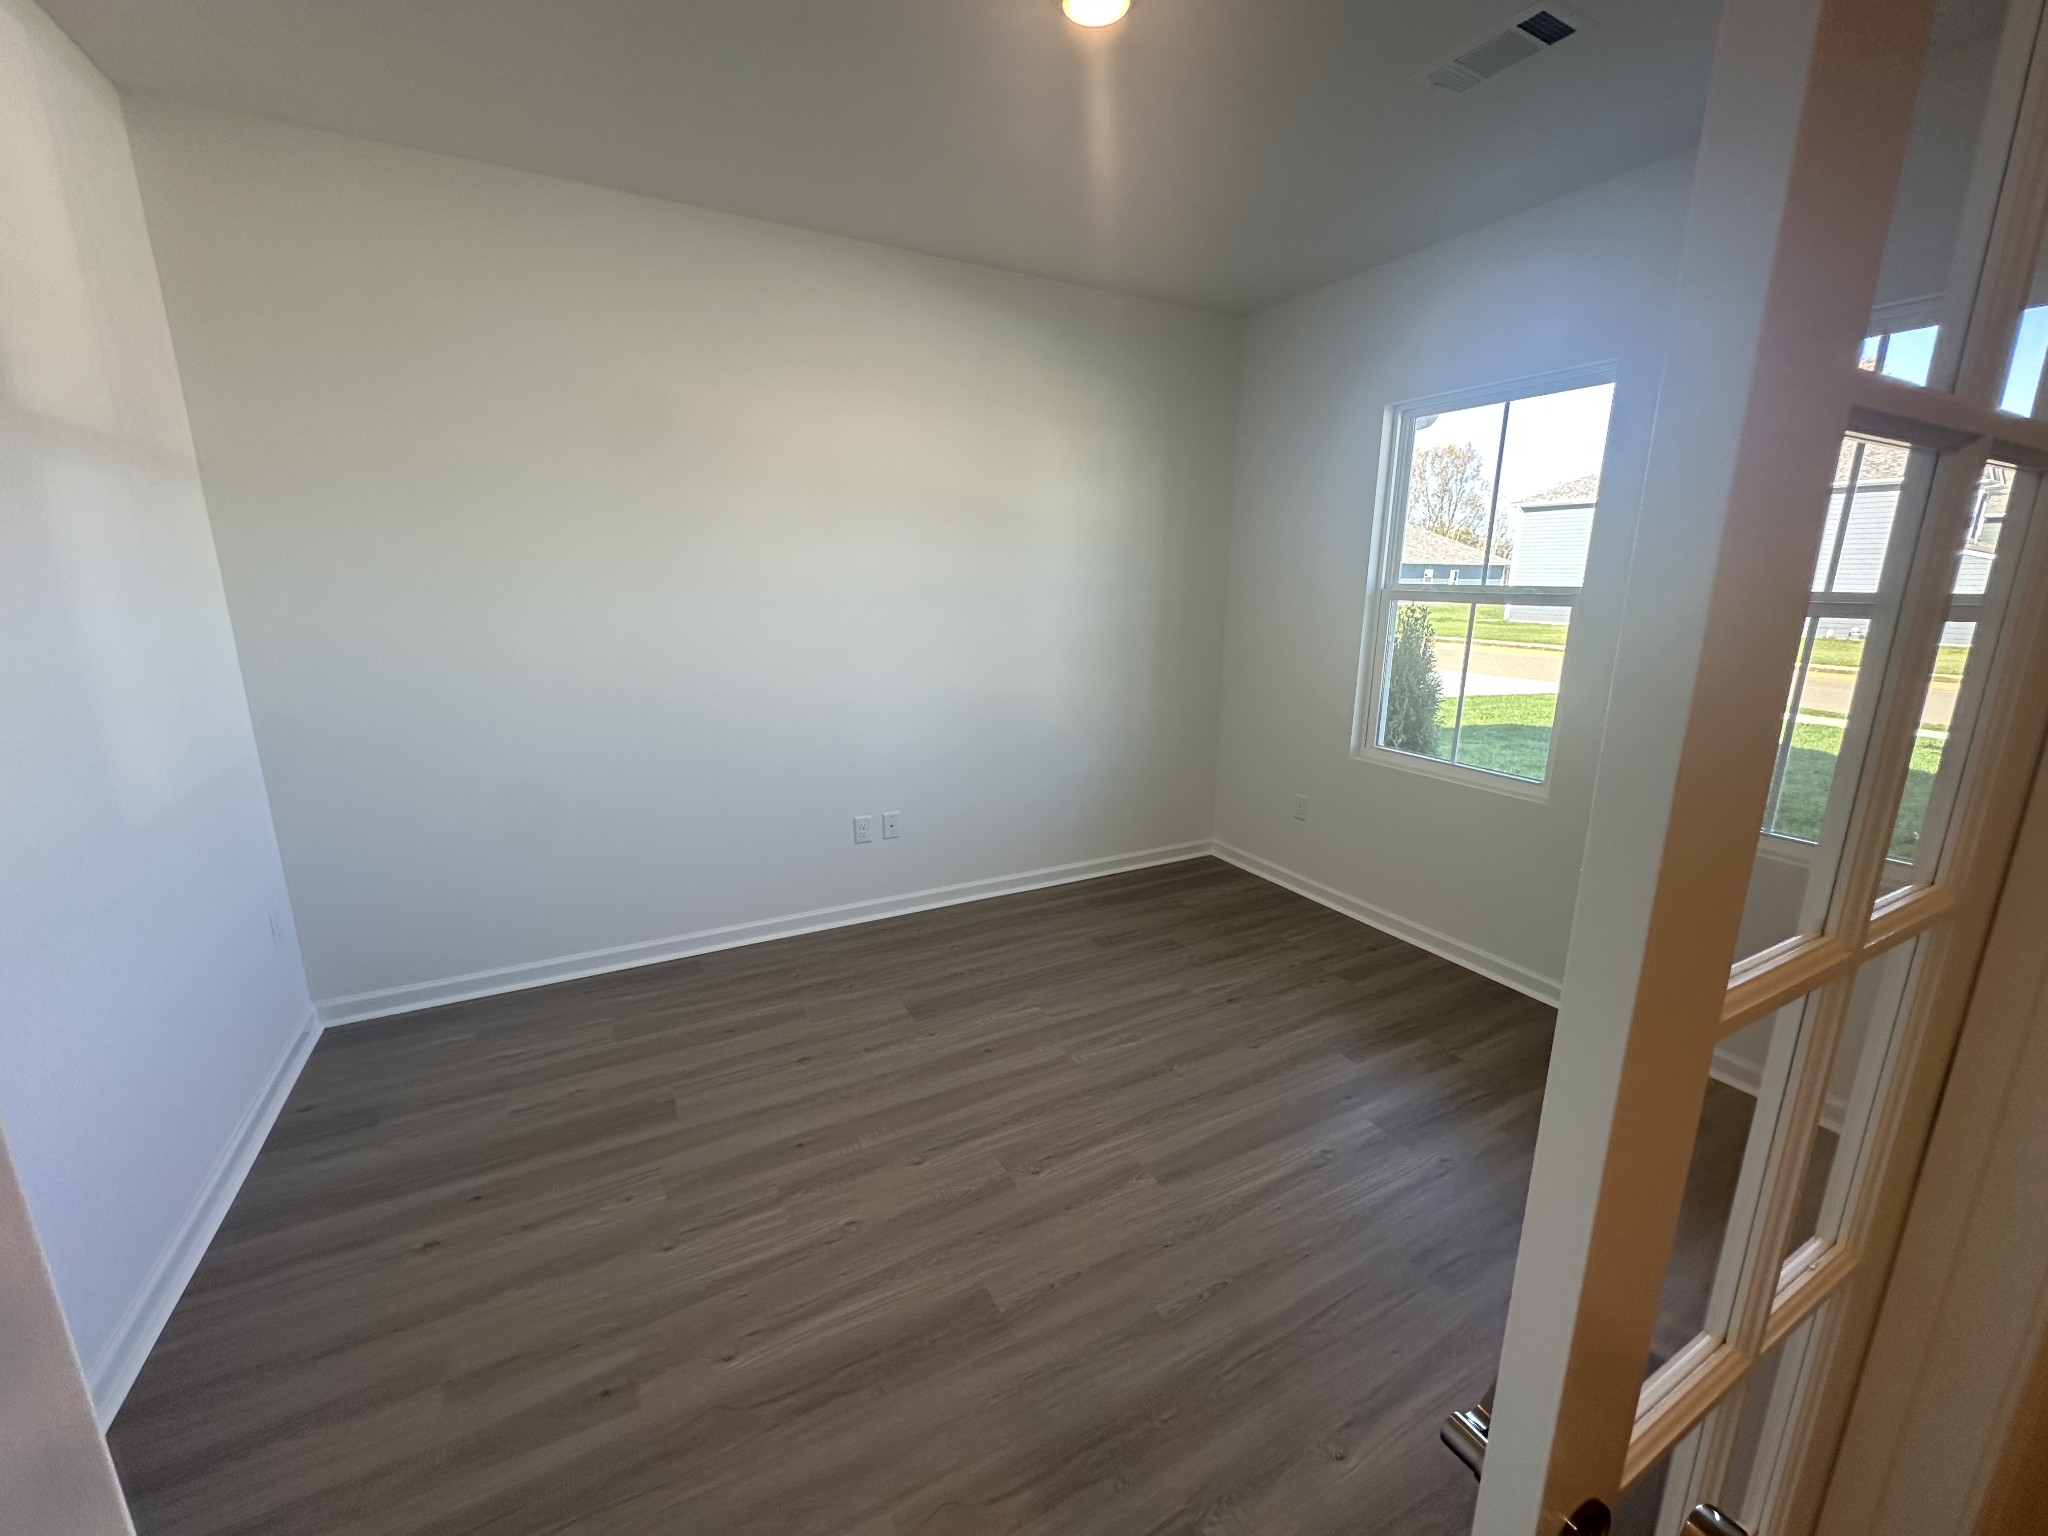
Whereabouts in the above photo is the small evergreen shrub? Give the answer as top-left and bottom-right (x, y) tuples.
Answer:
(1385, 603), (1443, 755)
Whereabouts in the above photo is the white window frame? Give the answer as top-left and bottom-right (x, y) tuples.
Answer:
(1352, 361), (1619, 800)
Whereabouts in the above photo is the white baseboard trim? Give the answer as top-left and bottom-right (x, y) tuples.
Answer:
(88, 1005), (323, 1426)
(317, 842), (1218, 1028)
(1709, 1044), (1849, 1133)
(1707, 1046), (1774, 1118)
(1210, 841), (1563, 1007)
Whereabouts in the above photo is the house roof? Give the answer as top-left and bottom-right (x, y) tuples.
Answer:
(1839, 438), (1912, 485)
(1400, 528), (1494, 566)
(1516, 474), (1601, 509)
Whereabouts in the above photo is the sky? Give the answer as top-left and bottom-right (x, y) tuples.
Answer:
(1406, 382), (1615, 558)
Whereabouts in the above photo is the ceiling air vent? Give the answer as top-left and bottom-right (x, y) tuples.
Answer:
(1425, 8), (1581, 92)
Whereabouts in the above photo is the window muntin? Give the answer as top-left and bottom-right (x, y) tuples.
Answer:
(1363, 375), (1616, 788)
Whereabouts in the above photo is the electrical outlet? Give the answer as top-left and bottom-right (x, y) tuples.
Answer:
(882, 811), (901, 840)
(1293, 794), (1308, 821)
(853, 815), (873, 845)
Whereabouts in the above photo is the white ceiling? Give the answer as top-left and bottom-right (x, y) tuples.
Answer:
(44, 0), (1723, 313)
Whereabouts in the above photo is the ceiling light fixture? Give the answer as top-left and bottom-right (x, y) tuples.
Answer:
(1062, 0), (1130, 27)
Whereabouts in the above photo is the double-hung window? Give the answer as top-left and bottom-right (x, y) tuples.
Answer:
(1358, 370), (1617, 788)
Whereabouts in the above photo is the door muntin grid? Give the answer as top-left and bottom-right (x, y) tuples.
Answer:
(1612, 0), (2048, 1515)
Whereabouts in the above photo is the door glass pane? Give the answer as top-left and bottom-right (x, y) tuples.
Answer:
(1644, 1010), (1782, 1381)
(1778, 939), (1924, 1263)
(1377, 601), (1470, 762)
(1999, 297), (2048, 414)
(1759, 616), (1866, 847)
(1453, 608), (1569, 780)
(1863, 0), (2029, 386)
(1714, 1310), (1826, 1532)
(1403, 401), (1508, 581)
(1878, 622), (1975, 886)
(1735, 437), (1929, 962)
(1879, 461), (2022, 891)
(1999, 192), (2048, 413)
(1615, 1426), (1706, 1536)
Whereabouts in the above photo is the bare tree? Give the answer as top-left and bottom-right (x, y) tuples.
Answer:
(1408, 443), (1512, 558)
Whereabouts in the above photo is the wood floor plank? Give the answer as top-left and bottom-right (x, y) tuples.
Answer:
(106, 859), (1727, 1535)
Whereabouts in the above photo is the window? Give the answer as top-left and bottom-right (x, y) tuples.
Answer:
(1359, 371), (1616, 788)
(1759, 434), (2014, 862)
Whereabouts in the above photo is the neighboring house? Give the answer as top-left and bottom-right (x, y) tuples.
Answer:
(1499, 451), (2003, 640)
(1399, 526), (1506, 584)
(1505, 474), (1599, 623)
(1817, 440), (2001, 647)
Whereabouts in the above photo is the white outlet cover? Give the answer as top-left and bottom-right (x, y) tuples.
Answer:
(882, 811), (901, 839)
(854, 815), (873, 844)
(1292, 795), (1308, 820)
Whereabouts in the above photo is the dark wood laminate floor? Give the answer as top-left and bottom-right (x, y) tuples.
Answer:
(108, 859), (1752, 1536)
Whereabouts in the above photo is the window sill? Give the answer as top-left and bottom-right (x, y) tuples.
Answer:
(1352, 742), (1552, 803)
(1755, 832), (1820, 866)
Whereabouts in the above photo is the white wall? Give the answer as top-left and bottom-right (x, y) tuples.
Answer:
(122, 98), (1240, 1016)
(0, 0), (312, 1422)
(1211, 156), (1695, 995)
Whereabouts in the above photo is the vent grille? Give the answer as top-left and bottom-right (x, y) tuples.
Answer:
(1425, 7), (1581, 92)
(1517, 10), (1577, 45)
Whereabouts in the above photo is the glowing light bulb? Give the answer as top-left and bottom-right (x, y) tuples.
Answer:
(1062, 0), (1130, 26)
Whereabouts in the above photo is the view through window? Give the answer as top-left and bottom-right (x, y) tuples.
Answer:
(1364, 376), (1615, 785)
(1860, 304), (2048, 409)
(1760, 433), (2012, 863)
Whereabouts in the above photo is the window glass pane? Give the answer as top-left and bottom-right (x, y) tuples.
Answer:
(1379, 379), (1611, 787)
(1378, 601), (1470, 762)
(1451, 607), (1569, 781)
(1494, 382), (1614, 588)
(1402, 402), (1508, 583)
(1863, 0), (2028, 383)
(1734, 435), (1927, 965)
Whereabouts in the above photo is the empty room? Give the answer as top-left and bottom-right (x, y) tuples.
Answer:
(9, 1), (2048, 1534)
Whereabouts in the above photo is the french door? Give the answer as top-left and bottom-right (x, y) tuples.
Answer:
(1471, 0), (2048, 1531)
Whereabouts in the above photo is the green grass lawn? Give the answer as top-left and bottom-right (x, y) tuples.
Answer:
(1421, 603), (1567, 650)
(1431, 691), (1558, 781)
(1395, 603), (1958, 850)
(1418, 692), (1950, 854)
(1420, 604), (1971, 678)
(1770, 721), (1948, 857)
(1805, 634), (1968, 677)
